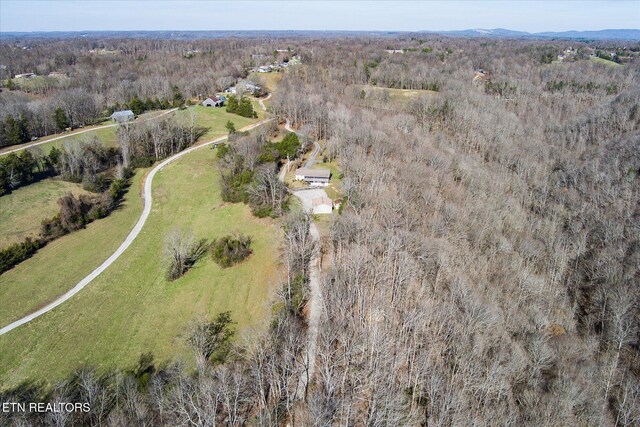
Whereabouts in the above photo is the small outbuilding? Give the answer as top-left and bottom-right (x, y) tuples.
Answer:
(110, 110), (135, 123)
(312, 197), (333, 214)
(203, 96), (224, 107)
(294, 168), (331, 186)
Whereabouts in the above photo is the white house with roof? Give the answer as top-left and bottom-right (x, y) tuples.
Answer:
(295, 168), (331, 186)
(110, 110), (135, 123)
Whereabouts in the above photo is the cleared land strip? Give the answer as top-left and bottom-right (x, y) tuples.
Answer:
(281, 118), (325, 399)
(0, 118), (275, 336)
(0, 108), (178, 156)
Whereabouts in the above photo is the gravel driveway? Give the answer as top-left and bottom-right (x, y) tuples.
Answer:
(292, 188), (330, 213)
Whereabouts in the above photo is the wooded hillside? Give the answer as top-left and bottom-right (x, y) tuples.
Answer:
(1, 34), (638, 426)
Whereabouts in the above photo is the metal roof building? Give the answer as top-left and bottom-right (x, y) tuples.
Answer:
(110, 110), (135, 123)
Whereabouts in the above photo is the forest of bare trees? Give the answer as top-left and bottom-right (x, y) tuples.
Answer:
(1, 33), (639, 426)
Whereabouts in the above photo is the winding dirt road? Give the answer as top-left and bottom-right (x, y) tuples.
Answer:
(258, 92), (271, 111)
(0, 118), (275, 336)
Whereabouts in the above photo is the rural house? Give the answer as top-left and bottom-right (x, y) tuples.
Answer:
(295, 168), (331, 186)
(110, 110), (135, 123)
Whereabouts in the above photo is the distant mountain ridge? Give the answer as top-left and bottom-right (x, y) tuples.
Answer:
(0, 28), (638, 41)
(432, 28), (640, 40)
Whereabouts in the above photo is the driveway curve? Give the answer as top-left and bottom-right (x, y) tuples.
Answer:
(0, 118), (275, 335)
(258, 92), (272, 111)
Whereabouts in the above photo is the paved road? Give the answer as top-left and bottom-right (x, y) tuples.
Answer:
(285, 119), (320, 169)
(304, 141), (321, 168)
(0, 108), (178, 157)
(0, 118), (275, 336)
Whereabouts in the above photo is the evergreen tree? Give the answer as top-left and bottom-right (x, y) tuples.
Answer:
(54, 107), (70, 131)
(128, 96), (146, 115)
(172, 86), (184, 107)
(5, 115), (30, 145)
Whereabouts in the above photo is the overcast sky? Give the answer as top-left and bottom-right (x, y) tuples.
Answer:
(1, 0), (638, 33)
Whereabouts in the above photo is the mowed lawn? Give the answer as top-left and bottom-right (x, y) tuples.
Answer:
(177, 104), (267, 141)
(0, 178), (91, 247)
(0, 147), (281, 387)
(0, 170), (145, 327)
(0, 105), (266, 327)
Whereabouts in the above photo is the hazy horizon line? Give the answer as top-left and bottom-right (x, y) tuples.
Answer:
(2, 27), (638, 34)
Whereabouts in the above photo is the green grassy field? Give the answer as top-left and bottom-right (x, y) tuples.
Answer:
(177, 105), (266, 141)
(0, 148), (281, 387)
(355, 84), (438, 105)
(4, 75), (71, 92)
(0, 110), (280, 387)
(590, 56), (623, 67)
(0, 106), (265, 325)
(0, 178), (91, 247)
(0, 170), (145, 328)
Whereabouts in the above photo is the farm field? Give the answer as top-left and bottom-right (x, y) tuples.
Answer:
(0, 103), (266, 330)
(0, 170), (145, 328)
(354, 84), (438, 104)
(0, 147), (281, 386)
(0, 112), (279, 387)
(3, 75), (71, 92)
(0, 178), (90, 247)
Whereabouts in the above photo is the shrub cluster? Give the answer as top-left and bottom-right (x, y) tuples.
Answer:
(0, 238), (43, 274)
(225, 95), (257, 118)
(209, 234), (252, 268)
